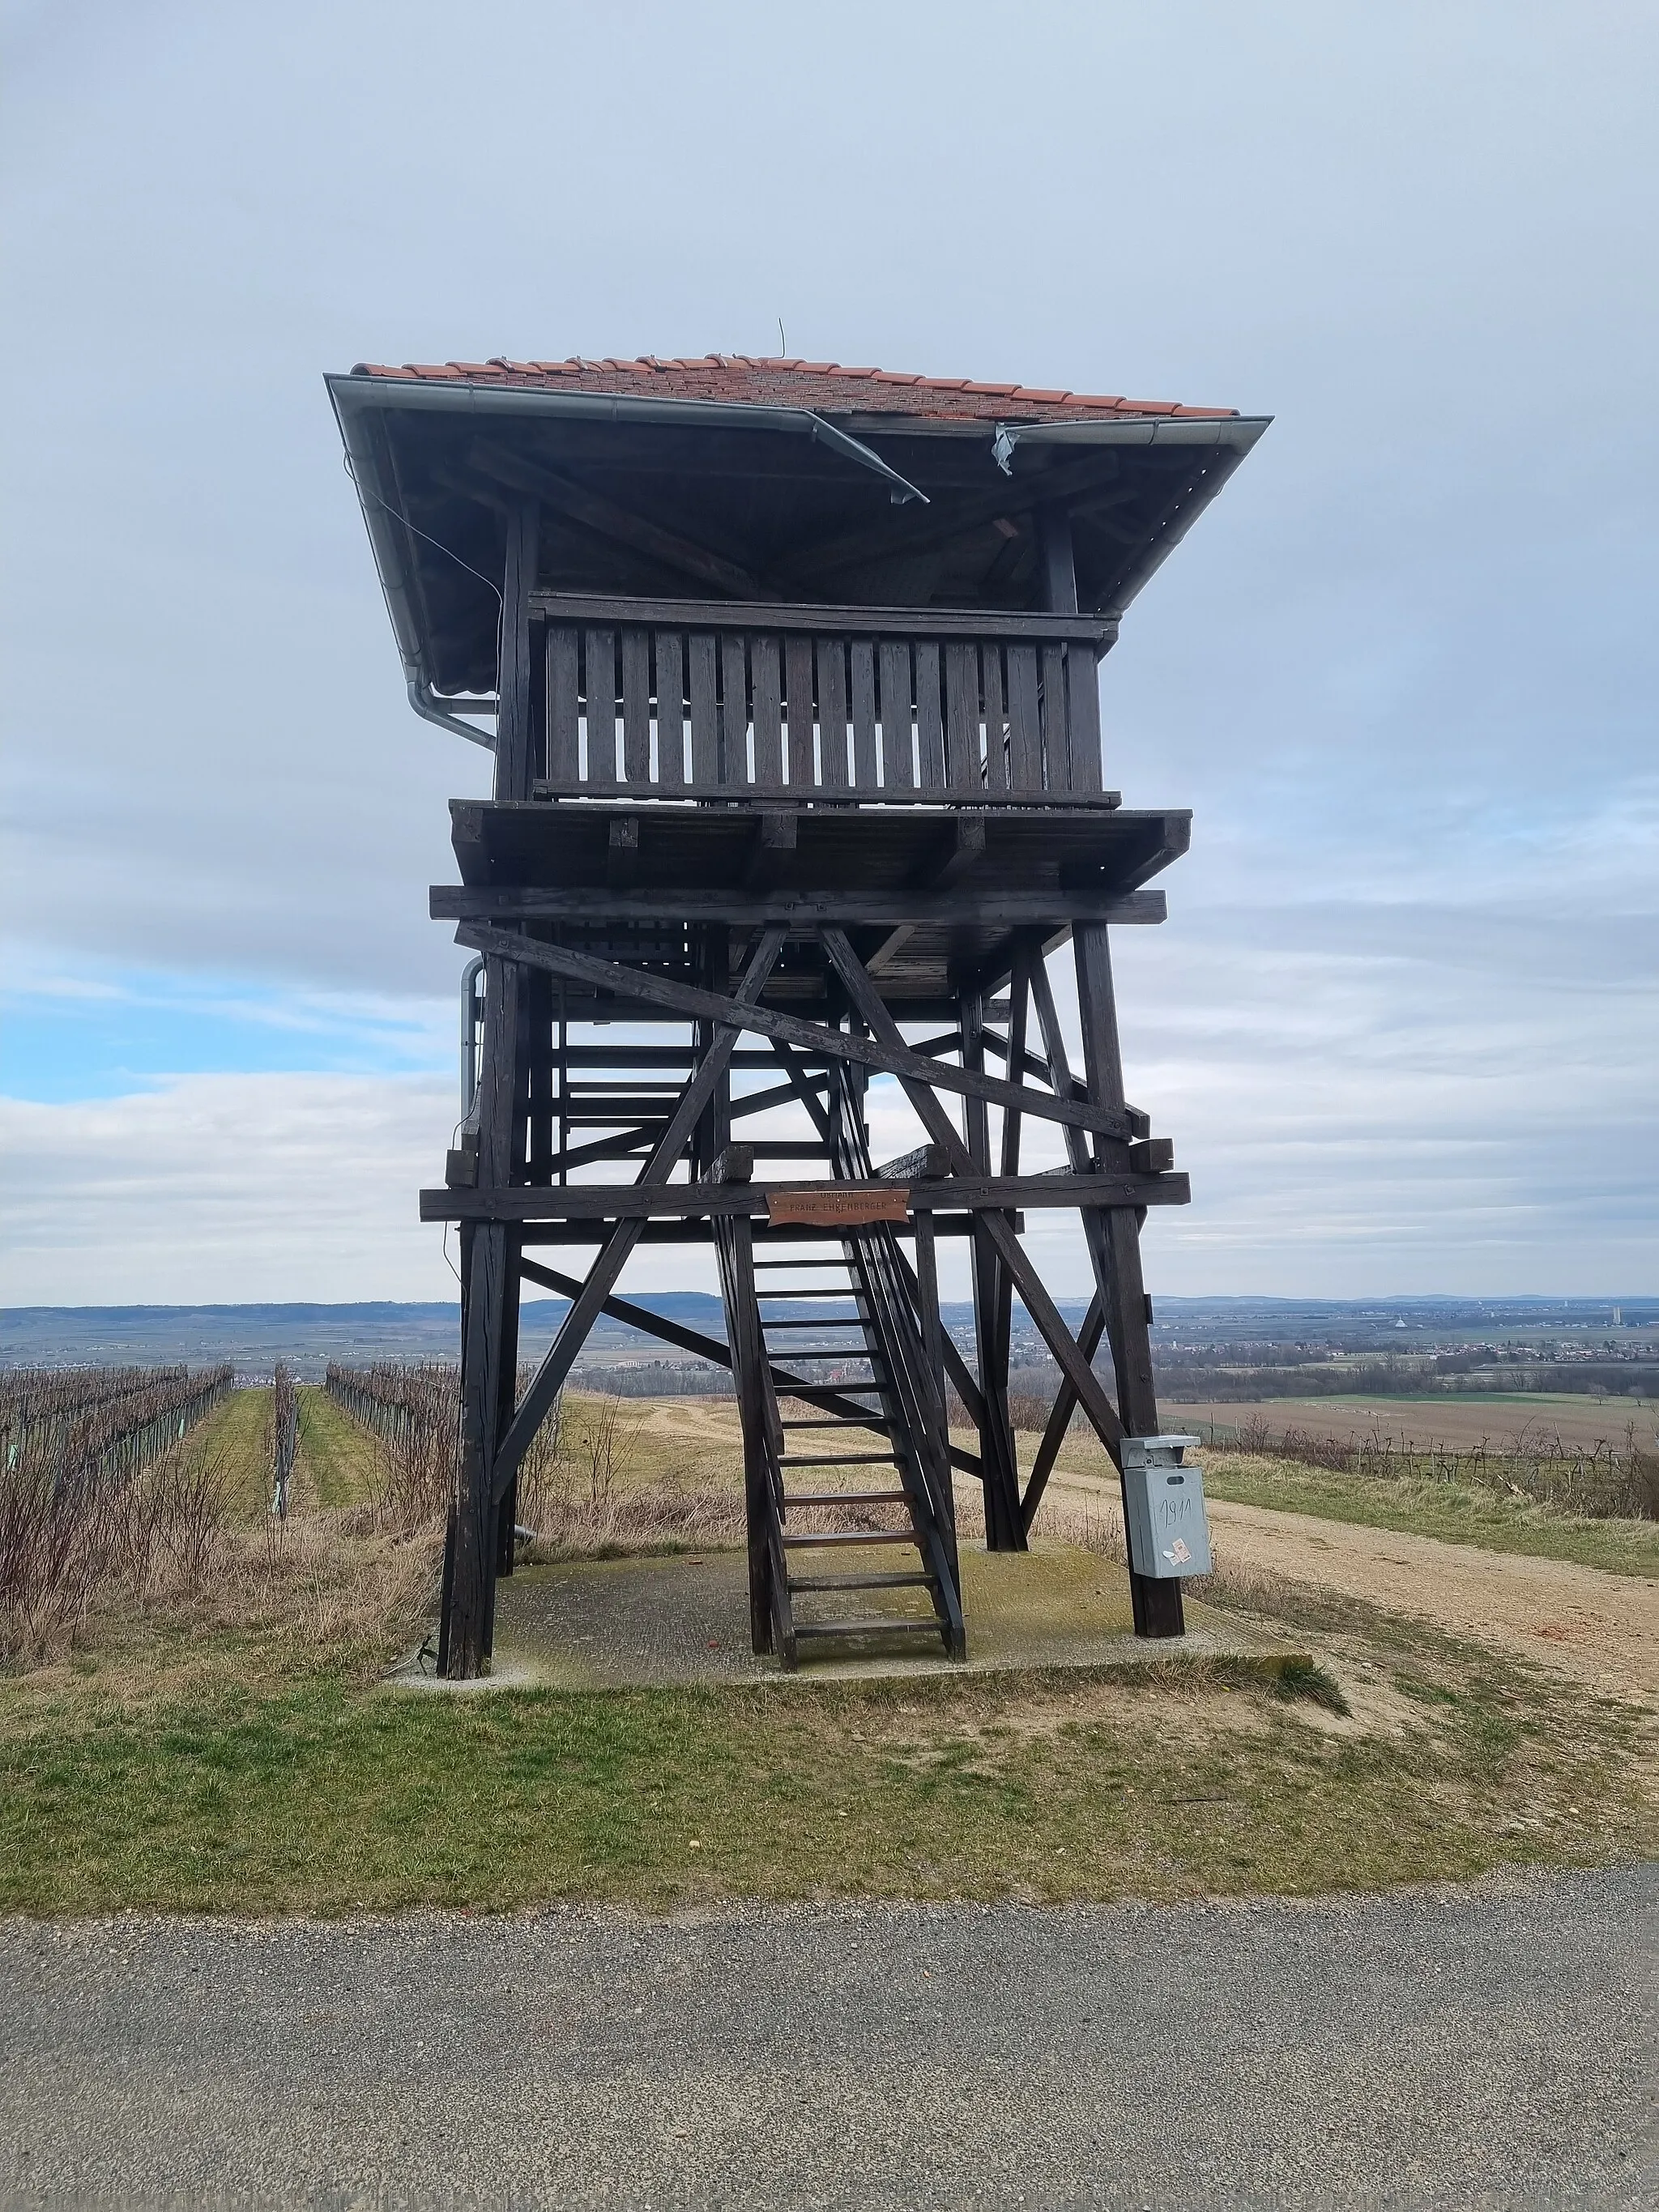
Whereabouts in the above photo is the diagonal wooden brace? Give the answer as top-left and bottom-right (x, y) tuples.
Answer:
(489, 927), (785, 1502)
(821, 927), (1127, 1464)
(455, 921), (1134, 1142)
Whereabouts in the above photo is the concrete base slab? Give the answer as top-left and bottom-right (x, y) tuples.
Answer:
(391, 1543), (1307, 1690)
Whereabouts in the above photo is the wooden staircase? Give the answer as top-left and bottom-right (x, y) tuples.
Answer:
(716, 1223), (966, 1671)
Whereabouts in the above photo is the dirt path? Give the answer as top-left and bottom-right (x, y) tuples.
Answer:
(1050, 1468), (1659, 1698)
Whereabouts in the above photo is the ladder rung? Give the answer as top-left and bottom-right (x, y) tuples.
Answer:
(780, 1417), (892, 1430)
(784, 1488), (908, 1507)
(780, 1452), (897, 1468)
(778, 1351), (884, 1363)
(760, 1315), (865, 1326)
(773, 1385), (885, 1404)
(756, 1289), (861, 1302)
(793, 1617), (942, 1639)
(789, 1572), (932, 1592)
(783, 1529), (919, 1549)
(753, 1260), (853, 1271)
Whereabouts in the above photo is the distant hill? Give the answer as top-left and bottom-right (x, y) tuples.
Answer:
(0, 1298), (719, 1379)
(4, 1294), (1648, 1384)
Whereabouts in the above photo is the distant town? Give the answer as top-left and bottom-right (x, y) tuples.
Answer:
(3, 1295), (1653, 1404)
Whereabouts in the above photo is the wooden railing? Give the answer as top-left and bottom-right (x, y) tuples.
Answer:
(527, 593), (1117, 804)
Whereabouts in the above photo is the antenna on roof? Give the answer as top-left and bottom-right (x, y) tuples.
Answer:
(778, 317), (787, 355)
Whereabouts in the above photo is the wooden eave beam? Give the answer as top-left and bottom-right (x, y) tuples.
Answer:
(469, 436), (779, 603)
(774, 454), (1127, 586)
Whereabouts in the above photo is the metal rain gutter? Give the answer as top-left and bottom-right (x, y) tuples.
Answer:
(327, 375), (931, 748)
(326, 373), (928, 503)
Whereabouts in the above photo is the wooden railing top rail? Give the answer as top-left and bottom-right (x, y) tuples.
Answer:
(528, 590), (1118, 650)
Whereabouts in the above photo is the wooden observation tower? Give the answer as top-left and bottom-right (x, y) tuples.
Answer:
(330, 355), (1268, 1680)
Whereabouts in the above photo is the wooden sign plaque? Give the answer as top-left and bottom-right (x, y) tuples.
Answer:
(766, 1187), (911, 1228)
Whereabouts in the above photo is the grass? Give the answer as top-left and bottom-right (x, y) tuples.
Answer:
(0, 1617), (1649, 1915)
(182, 1387), (273, 1521)
(1, 1386), (1650, 1916)
(294, 1386), (382, 1509)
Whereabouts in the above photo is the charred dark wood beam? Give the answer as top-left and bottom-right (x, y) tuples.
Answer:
(875, 1143), (952, 1182)
(518, 1215), (997, 1244)
(424, 1170), (1188, 1225)
(433, 886), (1166, 928)
(454, 922), (1138, 1140)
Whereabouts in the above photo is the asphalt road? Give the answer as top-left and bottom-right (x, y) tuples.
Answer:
(2, 1865), (1653, 2210)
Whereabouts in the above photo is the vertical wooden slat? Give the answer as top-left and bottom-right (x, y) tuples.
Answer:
(981, 644), (1008, 793)
(584, 627), (617, 788)
(720, 633), (749, 789)
(783, 633), (815, 793)
(527, 618), (548, 786)
(1040, 642), (1069, 794)
(817, 637), (849, 789)
(944, 641), (979, 794)
(1065, 640), (1103, 792)
(654, 629), (685, 789)
(878, 639), (913, 792)
(849, 641), (878, 789)
(751, 633), (783, 789)
(545, 625), (580, 786)
(688, 633), (719, 786)
(621, 628), (651, 786)
(915, 641), (945, 791)
(1004, 644), (1043, 791)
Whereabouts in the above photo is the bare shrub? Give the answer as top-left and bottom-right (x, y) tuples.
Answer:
(327, 1360), (568, 1541)
(1007, 1391), (1060, 1435)
(271, 1362), (298, 1518)
(0, 1363), (237, 1666)
(1220, 1413), (1659, 1521)
(0, 1447), (232, 1668)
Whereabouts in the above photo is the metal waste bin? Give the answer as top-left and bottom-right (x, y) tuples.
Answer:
(1121, 1435), (1213, 1579)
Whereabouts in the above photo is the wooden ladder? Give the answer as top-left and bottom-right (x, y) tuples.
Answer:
(743, 1237), (966, 1669)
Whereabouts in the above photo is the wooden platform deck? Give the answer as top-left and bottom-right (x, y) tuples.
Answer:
(437, 798), (1190, 1009)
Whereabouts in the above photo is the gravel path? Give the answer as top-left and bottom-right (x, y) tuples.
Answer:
(1049, 1471), (1659, 1695)
(2, 1865), (1653, 2210)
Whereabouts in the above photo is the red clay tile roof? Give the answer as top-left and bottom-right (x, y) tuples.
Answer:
(349, 355), (1236, 421)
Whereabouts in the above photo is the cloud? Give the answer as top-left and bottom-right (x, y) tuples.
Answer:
(1, 0), (1653, 1298)
(0, 1075), (461, 1304)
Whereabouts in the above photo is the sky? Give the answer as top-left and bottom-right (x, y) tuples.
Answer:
(1, 0), (1655, 1306)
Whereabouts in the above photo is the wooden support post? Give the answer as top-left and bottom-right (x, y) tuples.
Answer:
(447, 492), (539, 1667)
(1074, 922), (1183, 1639)
(963, 987), (1024, 1550)
(446, 942), (522, 1677)
(494, 499), (539, 804)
